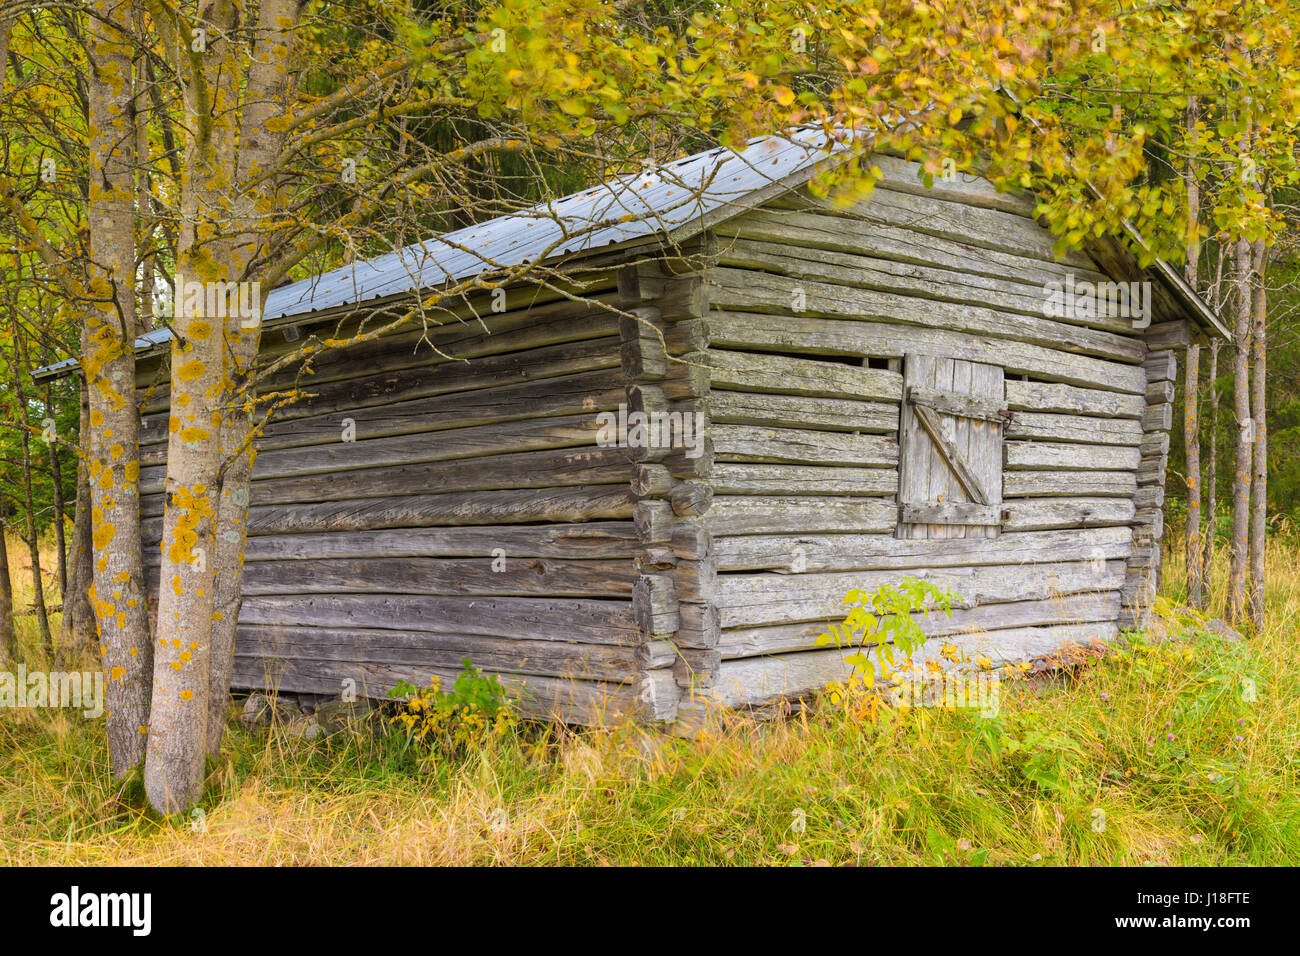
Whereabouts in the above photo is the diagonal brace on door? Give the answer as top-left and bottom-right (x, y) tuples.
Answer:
(909, 402), (993, 506)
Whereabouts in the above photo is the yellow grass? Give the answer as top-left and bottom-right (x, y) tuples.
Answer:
(2, 533), (1297, 865)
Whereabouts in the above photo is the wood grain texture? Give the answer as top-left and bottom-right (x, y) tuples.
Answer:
(707, 311), (1146, 393)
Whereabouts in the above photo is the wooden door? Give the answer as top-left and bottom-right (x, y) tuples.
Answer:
(897, 355), (1006, 539)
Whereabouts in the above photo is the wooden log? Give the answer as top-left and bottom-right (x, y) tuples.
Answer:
(618, 263), (662, 303)
(712, 525), (1133, 573)
(1137, 457), (1166, 486)
(656, 318), (711, 356)
(141, 348), (624, 453)
(1005, 412), (1144, 445)
(1133, 485), (1165, 513)
(240, 521), (641, 562)
(717, 207), (1106, 291)
(1142, 403), (1174, 433)
(707, 622), (1117, 707)
(620, 307), (670, 381)
(707, 390), (898, 433)
(706, 267), (1143, 362)
(677, 603), (721, 649)
(230, 656), (656, 725)
(1004, 441), (1141, 472)
(717, 559), (1126, 628)
(671, 560), (717, 604)
(1120, 568), (1158, 611)
(1144, 320), (1189, 349)
(141, 290), (624, 411)
(144, 413), (618, 490)
(706, 648), (852, 708)
(705, 348), (902, 401)
(631, 463), (675, 497)
(1132, 505), (1164, 541)
(660, 357), (710, 400)
(623, 383), (669, 462)
(863, 154), (1039, 216)
(672, 648), (723, 689)
(670, 482), (713, 517)
(671, 521), (713, 561)
(708, 463), (898, 496)
(161, 487), (637, 539)
(1002, 470), (1138, 498)
(718, 591), (1121, 658)
(1004, 380), (1145, 419)
(662, 437), (714, 479)
(651, 277), (709, 323)
(704, 495), (897, 535)
(191, 555), (640, 598)
(231, 368), (623, 456)
(235, 624), (646, 682)
(1142, 350), (1177, 382)
(636, 547), (677, 571)
(711, 424), (898, 466)
(143, 445), (634, 514)
(634, 500), (674, 543)
(638, 667), (681, 722)
(770, 186), (1098, 270)
(1140, 431), (1171, 459)
(999, 498), (1136, 532)
(1145, 379), (1175, 405)
(707, 311), (1146, 394)
(240, 593), (640, 645)
(1126, 541), (1161, 570)
(714, 236), (1100, 328)
(633, 573), (680, 636)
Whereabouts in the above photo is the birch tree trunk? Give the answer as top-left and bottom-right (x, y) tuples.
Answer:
(1248, 238), (1268, 630)
(1184, 342), (1202, 607)
(142, 0), (240, 810)
(44, 384), (68, 601)
(86, 0), (153, 777)
(56, 379), (97, 668)
(1227, 234), (1253, 625)
(0, 14), (15, 665)
(204, 0), (299, 759)
(1181, 100), (1203, 608)
(3, 287), (54, 657)
(0, 511), (15, 663)
(145, 0), (300, 806)
(1204, 334), (1220, 600)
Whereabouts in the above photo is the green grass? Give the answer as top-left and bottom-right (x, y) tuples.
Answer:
(1, 535), (1298, 865)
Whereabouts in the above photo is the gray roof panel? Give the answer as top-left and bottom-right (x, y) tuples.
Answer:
(260, 127), (837, 322)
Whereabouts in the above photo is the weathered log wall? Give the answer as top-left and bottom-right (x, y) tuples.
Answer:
(140, 279), (682, 725)
(664, 157), (1158, 710)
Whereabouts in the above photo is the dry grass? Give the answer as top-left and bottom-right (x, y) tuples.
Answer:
(2, 533), (1298, 865)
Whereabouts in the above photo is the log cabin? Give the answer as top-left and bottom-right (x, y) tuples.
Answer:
(36, 127), (1231, 728)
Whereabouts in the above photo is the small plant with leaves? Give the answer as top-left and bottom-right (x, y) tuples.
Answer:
(387, 658), (517, 757)
(816, 578), (962, 716)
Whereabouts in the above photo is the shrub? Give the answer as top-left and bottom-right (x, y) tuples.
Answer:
(816, 577), (962, 718)
(386, 658), (517, 757)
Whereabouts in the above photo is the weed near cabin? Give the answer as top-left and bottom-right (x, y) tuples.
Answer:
(381, 659), (522, 765)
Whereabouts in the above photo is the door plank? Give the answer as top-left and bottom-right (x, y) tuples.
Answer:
(912, 401), (992, 505)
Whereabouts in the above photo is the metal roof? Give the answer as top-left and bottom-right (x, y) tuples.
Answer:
(262, 125), (840, 323)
